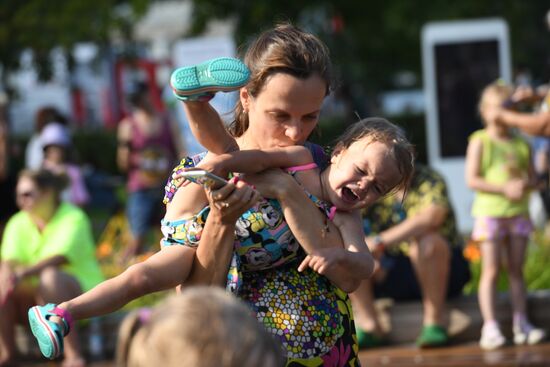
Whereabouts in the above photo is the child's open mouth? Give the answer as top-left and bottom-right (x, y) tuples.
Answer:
(342, 187), (359, 202)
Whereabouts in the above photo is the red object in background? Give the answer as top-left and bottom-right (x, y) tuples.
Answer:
(71, 87), (85, 126)
(331, 14), (345, 34)
(113, 59), (165, 124)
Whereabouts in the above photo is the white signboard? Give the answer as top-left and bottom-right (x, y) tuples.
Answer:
(421, 18), (511, 232)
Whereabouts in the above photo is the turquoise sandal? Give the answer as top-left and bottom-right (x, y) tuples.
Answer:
(28, 304), (73, 359)
(170, 57), (250, 101)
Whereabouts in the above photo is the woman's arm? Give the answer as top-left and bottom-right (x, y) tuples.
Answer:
(15, 255), (67, 280)
(183, 102), (239, 154)
(498, 108), (550, 137)
(183, 178), (261, 286)
(116, 118), (131, 172)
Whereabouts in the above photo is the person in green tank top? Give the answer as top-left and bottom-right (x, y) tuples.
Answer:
(465, 81), (546, 350)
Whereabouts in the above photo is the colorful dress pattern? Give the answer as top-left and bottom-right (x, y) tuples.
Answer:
(162, 153), (360, 366)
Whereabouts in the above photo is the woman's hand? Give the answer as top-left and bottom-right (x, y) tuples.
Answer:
(205, 177), (261, 224)
(0, 263), (18, 305)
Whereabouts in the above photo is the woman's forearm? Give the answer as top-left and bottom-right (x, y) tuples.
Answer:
(183, 215), (237, 287)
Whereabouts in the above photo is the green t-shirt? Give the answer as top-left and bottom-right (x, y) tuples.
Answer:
(469, 129), (531, 218)
(1, 202), (104, 291)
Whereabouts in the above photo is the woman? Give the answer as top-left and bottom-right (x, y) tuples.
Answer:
(117, 82), (182, 260)
(0, 170), (103, 367)
(175, 24), (413, 366)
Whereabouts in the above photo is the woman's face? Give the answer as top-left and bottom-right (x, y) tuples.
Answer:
(325, 139), (402, 211)
(15, 176), (43, 212)
(239, 73), (326, 149)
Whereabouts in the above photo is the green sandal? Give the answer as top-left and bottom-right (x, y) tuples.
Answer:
(356, 328), (387, 349)
(416, 324), (449, 348)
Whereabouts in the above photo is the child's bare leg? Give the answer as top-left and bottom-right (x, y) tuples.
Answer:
(28, 246), (195, 361)
(58, 246), (194, 320)
(478, 239), (501, 323)
(505, 235), (528, 316)
(184, 101), (238, 154)
(170, 57), (249, 154)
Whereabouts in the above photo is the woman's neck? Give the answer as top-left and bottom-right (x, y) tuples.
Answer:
(31, 200), (59, 231)
(235, 135), (261, 150)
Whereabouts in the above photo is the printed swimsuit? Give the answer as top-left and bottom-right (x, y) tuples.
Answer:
(162, 154), (360, 366)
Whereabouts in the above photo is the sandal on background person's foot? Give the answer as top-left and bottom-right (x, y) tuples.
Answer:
(28, 304), (73, 359)
(356, 327), (388, 349)
(416, 324), (449, 348)
(170, 57), (250, 101)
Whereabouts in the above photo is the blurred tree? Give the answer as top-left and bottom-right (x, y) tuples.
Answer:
(0, 0), (149, 83)
(188, 0), (549, 106)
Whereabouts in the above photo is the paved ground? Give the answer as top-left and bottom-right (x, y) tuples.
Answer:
(16, 341), (550, 366)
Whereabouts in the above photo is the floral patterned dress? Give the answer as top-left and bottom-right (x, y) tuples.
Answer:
(162, 153), (360, 366)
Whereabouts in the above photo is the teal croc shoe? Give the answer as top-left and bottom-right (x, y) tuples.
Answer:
(28, 304), (72, 360)
(170, 57), (250, 101)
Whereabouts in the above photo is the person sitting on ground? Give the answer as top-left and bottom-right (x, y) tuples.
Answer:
(0, 169), (103, 367)
(350, 163), (471, 349)
(116, 287), (284, 367)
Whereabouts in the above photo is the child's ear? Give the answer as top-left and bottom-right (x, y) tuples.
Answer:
(331, 143), (345, 163)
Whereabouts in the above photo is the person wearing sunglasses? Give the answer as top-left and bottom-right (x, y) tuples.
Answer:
(0, 169), (103, 367)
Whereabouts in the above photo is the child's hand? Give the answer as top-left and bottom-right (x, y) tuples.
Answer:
(503, 178), (528, 201)
(297, 248), (348, 275)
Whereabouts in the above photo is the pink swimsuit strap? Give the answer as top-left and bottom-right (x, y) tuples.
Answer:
(285, 162), (318, 172)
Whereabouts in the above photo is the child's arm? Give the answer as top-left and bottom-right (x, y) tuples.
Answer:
(298, 210), (375, 285)
(183, 102), (239, 154)
(196, 145), (314, 178)
(465, 136), (526, 200)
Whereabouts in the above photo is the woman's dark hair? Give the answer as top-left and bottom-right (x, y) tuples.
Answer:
(229, 22), (333, 137)
(35, 106), (67, 132)
(18, 169), (69, 198)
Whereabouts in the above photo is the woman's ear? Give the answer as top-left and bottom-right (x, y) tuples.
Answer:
(240, 88), (250, 112)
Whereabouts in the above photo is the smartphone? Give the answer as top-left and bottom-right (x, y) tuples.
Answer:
(180, 169), (228, 189)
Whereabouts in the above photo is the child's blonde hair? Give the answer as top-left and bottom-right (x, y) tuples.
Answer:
(478, 80), (513, 125)
(118, 287), (284, 367)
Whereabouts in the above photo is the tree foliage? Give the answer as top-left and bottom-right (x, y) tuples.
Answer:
(0, 0), (149, 81)
(188, 0), (550, 100)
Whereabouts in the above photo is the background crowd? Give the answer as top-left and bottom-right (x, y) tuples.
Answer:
(0, 5), (549, 367)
